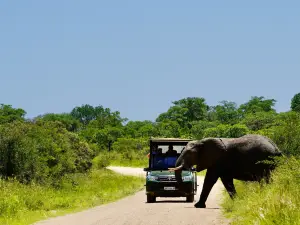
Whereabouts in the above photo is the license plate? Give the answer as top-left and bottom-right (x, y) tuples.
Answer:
(164, 187), (175, 190)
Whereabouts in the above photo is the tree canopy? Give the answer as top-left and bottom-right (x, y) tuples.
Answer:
(1, 92), (300, 186)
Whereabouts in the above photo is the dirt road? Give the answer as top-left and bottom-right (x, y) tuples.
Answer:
(34, 166), (229, 225)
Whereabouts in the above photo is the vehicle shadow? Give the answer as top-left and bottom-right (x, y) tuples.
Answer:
(154, 200), (187, 203)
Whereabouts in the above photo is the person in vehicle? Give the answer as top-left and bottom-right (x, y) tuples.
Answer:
(165, 145), (177, 156)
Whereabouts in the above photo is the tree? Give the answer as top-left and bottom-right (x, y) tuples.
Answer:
(124, 120), (158, 138)
(0, 104), (26, 124)
(0, 120), (94, 184)
(210, 101), (240, 124)
(241, 111), (277, 131)
(36, 113), (81, 132)
(172, 97), (209, 122)
(156, 106), (188, 127)
(155, 120), (181, 138)
(189, 120), (219, 139)
(156, 97), (209, 128)
(203, 124), (249, 138)
(291, 93), (300, 112)
(238, 96), (276, 116)
(71, 104), (127, 127)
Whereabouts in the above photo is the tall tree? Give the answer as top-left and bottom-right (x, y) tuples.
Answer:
(291, 93), (300, 112)
(71, 104), (127, 127)
(238, 96), (276, 116)
(124, 120), (157, 138)
(210, 100), (240, 124)
(172, 97), (209, 122)
(156, 97), (209, 128)
(36, 113), (81, 132)
(70, 104), (99, 126)
(156, 106), (188, 127)
(0, 104), (26, 124)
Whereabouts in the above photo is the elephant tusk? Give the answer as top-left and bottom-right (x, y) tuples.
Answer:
(168, 165), (183, 171)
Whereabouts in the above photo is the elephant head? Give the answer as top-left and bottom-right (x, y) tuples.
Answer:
(169, 138), (227, 184)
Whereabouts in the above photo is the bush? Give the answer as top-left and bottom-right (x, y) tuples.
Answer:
(203, 124), (249, 138)
(92, 153), (111, 169)
(0, 121), (95, 185)
(221, 156), (300, 225)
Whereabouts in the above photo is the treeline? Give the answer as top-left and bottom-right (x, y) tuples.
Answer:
(1, 93), (300, 186)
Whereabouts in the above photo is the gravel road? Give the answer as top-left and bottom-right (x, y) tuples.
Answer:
(34, 166), (229, 225)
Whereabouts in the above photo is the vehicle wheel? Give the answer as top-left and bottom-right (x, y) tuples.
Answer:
(186, 195), (194, 202)
(147, 194), (156, 203)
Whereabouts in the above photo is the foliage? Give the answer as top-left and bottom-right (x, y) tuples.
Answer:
(1, 93), (300, 224)
(156, 97), (209, 128)
(123, 120), (158, 138)
(221, 156), (300, 225)
(108, 138), (149, 167)
(270, 111), (300, 155)
(238, 96), (276, 116)
(210, 101), (240, 125)
(36, 113), (81, 132)
(0, 121), (94, 185)
(70, 104), (127, 127)
(291, 92), (300, 112)
(240, 111), (277, 131)
(203, 124), (249, 138)
(189, 120), (219, 139)
(0, 169), (144, 225)
(0, 104), (26, 124)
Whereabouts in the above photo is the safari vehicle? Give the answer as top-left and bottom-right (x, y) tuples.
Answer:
(143, 138), (197, 203)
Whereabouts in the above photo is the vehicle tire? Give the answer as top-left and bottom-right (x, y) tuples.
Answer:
(186, 194), (194, 202)
(147, 194), (156, 203)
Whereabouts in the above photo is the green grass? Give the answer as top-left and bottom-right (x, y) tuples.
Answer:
(0, 169), (145, 225)
(110, 159), (148, 168)
(196, 170), (207, 176)
(221, 156), (300, 225)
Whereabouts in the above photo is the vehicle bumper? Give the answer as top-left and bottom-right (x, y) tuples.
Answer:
(145, 181), (194, 197)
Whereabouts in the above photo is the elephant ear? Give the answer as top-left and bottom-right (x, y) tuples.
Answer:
(197, 138), (226, 169)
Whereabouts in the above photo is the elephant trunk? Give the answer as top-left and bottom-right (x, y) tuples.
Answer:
(175, 167), (183, 184)
(174, 153), (184, 184)
(168, 150), (188, 185)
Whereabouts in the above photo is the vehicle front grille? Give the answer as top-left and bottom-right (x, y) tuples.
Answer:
(157, 176), (177, 182)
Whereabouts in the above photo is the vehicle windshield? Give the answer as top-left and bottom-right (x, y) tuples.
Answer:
(150, 144), (186, 170)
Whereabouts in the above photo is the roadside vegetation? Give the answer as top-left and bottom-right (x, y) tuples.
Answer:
(221, 157), (300, 225)
(1, 92), (300, 224)
(220, 104), (300, 225)
(0, 169), (144, 225)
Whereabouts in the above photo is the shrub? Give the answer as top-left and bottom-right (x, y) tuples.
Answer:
(92, 153), (111, 169)
(221, 156), (300, 225)
(0, 121), (95, 185)
(203, 124), (249, 138)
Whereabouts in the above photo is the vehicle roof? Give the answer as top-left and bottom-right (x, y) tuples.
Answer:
(149, 137), (193, 143)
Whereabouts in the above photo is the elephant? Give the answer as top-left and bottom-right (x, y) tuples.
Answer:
(169, 134), (282, 208)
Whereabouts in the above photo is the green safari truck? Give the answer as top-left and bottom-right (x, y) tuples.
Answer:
(143, 138), (198, 203)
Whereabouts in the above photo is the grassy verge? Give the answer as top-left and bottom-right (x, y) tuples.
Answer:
(221, 156), (300, 225)
(110, 159), (148, 168)
(0, 169), (145, 225)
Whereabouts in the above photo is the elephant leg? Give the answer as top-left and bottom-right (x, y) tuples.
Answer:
(194, 168), (219, 208)
(220, 176), (236, 199)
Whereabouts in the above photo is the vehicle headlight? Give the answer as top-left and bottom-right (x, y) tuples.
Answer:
(182, 175), (193, 181)
(147, 175), (158, 181)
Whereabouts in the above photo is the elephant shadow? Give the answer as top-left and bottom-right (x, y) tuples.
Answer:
(183, 206), (220, 209)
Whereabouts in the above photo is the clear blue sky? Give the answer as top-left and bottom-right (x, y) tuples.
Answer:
(1, 1), (299, 121)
